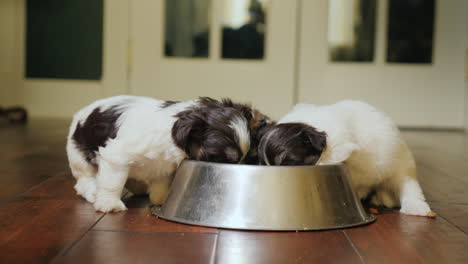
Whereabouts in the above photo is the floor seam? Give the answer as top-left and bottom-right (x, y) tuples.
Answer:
(429, 201), (468, 205)
(0, 171), (68, 206)
(433, 211), (468, 236)
(56, 213), (106, 258)
(90, 229), (218, 235)
(342, 230), (366, 264)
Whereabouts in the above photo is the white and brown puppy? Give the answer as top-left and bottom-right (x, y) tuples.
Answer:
(258, 100), (434, 217)
(67, 95), (268, 213)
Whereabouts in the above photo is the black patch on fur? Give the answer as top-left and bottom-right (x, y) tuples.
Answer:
(172, 97), (259, 164)
(72, 106), (123, 166)
(161, 100), (180, 108)
(258, 123), (327, 166)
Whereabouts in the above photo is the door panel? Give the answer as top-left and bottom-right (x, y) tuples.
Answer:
(130, 0), (298, 119)
(298, 0), (466, 128)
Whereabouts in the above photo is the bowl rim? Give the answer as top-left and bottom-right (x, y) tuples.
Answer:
(180, 159), (343, 169)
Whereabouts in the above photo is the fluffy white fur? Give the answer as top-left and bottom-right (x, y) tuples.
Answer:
(279, 100), (433, 216)
(67, 96), (196, 213)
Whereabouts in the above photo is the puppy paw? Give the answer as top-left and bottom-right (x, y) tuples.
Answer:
(400, 199), (432, 217)
(74, 178), (97, 203)
(94, 197), (127, 213)
(427, 211), (437, 218)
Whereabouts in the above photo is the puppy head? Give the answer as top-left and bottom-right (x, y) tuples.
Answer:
(172, 97), (266, 164)
(257, 123), (327, 166)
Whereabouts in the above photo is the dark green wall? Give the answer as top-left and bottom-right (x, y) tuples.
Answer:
(26, 0), (103, 80)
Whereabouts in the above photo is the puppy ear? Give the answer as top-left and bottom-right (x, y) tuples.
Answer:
(303, 127), (327, 153)
(171, 111), (206, 154)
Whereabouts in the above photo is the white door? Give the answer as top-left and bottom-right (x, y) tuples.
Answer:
(297, 0), (466, 128)
(130, 0), (298, 119)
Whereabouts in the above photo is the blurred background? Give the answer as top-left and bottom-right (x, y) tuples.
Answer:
(0, 0), (467, 128)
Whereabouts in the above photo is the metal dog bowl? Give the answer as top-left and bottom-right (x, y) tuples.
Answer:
(151, 160), (375, 231)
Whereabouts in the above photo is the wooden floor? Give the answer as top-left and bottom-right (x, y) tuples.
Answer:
(1, 119), (467, 264)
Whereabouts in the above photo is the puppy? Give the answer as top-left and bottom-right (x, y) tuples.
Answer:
(67, 95), (269, 212)
(258, 100), (434, 217)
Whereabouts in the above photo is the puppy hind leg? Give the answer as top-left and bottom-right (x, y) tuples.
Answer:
(370, 194), (382, 207)
(68, 146), (98, 203)
(94, 159), (128, 213)
(75, 176), (97, 203)
(392, 143), (435, 217)
(372, 188), (398, 209)
(399, 176), (433, 216)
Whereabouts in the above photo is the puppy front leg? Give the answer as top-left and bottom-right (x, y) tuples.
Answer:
(94, 159), (128, 213)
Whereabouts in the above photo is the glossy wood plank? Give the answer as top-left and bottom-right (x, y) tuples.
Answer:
(56, 231), (217, 264)
(403, 130), (468, 158)
(0, 197), (103, 264)
(0, 154), (68, 201)
(215, 230), (362, 264)
(0, 184), (40, 202)
(416, 164), (468, 204)
(0, 120), (69, 202)
(412, 148), (468, 185)
(0, 119), (69, 160)
(24, 174), (78, 199)
(431, 202), (468, 233)
(400, 133), (468, 204)
(24, 173), (129, 201)
(403, 131), (468, 184)
(1, 119), (468, 264)
(94, 207), (219, 234)
(345, 212), (468, 264)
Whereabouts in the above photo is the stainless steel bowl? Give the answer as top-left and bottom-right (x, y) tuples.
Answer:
(151, 160), (375, 231)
